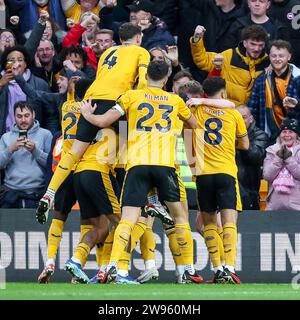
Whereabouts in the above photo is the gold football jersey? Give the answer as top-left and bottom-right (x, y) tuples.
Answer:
(84, 45), (150, 101)
(117, 87), (192, 170)
(192, 105), (247, 178)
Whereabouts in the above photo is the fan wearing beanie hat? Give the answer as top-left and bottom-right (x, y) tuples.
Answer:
(279, 118), (300, 136)
(127, 0), (155, 15)
(276, 118), (300, 160)
(126, 0), (176, 51)
(263, 116), (300, 210)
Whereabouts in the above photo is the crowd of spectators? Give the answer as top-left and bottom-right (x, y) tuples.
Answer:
(0, 0), (300, 210)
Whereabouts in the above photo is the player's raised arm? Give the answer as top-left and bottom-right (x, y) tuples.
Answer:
(79, 98), (122, 128)
(178, 98), (198, 129)
(186, 98), (235, 109)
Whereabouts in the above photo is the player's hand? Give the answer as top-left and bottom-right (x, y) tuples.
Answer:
(66, 18), (76, 29)
(283, 96), (298, 108)
(212, 54), (224, 70)
(79, 98), (97, 119)
(186, 98), (203, 107)
(193, 25), (206, 43)
(10, 16), (19, 25)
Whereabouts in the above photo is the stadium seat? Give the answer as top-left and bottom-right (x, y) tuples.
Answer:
(259, 179), (268, 211)
(72, 202), (80, 210)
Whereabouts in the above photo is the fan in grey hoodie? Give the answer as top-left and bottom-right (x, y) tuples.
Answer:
(0, 101), (52, 208)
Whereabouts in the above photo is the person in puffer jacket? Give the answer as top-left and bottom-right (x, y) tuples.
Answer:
(191, 24), (269, 105)
(263, 117), (300, 210)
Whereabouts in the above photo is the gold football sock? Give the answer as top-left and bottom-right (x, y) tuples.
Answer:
(109, 220), (134, 263)
(140, 227), (156, 261)
(96, 243), (104, 268)
(203, 224), (221, 268)
(47, 219), (64, 260)
(102, 228), (115, 266)
(73, 225), (93, 267)
(175, 223), (193, 265)
(165, 225), (183, 265)
(217, 228), (224, 264)
(73, 243), (91, 267)
(79, 225), (93, 243)
(118, 251), (130, 273)
(223, 223), (237, 267)
(48, 151), (79, 192)
(115, 222), (147, 273)
(130, 221), (147, 252)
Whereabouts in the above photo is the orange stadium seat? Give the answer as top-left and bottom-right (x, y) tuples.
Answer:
(259, 179), (268, 211)
(72, 202), (80, 210)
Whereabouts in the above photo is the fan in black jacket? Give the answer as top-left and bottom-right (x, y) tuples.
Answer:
(226, 14), (290, 50)
(169, 0), (248, 82)
(236, 105), (270, 210)
(269, 0), (300, 66)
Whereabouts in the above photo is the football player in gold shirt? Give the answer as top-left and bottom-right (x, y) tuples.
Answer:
(38, 77), (96, 283)
(79, 60), (203, 284)
(192, 77), (249, 284)
(36, 22), (150, 222)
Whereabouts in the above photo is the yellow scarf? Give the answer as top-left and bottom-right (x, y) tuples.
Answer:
(265, 72), (291, 128)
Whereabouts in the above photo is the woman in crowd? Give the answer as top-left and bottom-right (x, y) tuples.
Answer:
(263, 118), (300, 210)
(0, 45), (51, 135)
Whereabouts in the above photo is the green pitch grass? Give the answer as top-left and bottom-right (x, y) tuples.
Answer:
(1, 283), (300, 300)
